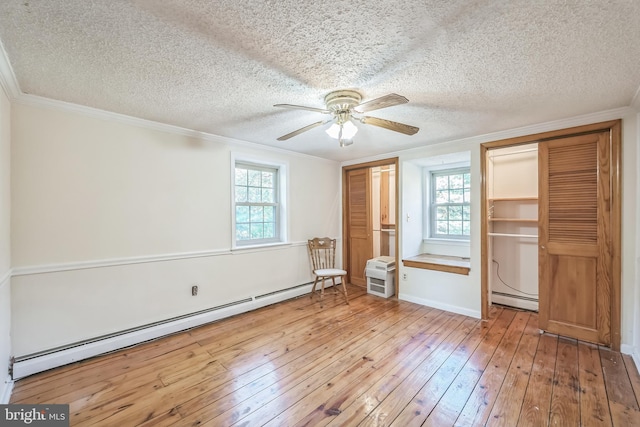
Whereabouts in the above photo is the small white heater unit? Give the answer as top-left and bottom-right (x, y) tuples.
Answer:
(366, 256), (396, 298)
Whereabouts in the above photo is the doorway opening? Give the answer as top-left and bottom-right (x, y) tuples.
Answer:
(486, 144), (539, 312)
(342, 158), (399, 293)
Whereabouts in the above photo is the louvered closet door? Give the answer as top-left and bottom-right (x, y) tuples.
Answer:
(538, 131), (612, 345)
(346, 168), (373, 287)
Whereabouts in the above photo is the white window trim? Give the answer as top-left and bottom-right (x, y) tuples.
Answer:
(423, 161), (471, 243)
(231, 153), (288, 250)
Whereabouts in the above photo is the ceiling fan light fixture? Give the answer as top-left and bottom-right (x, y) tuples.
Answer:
(275, 89), (419, 143)
(326, 120), (358, 140)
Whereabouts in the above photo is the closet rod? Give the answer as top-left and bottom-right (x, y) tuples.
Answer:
(488, 232), (538, 238)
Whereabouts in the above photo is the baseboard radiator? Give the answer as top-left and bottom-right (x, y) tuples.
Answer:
(12, 281), (318, 379)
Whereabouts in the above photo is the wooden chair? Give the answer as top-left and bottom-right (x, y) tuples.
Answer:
(307, 237), (349, 305)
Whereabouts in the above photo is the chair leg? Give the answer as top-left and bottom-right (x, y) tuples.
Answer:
(320, 277), (326, 302)
(341, 276), (349, 305)
(310, 276), (320, 299)
(331, 277), (338, 293)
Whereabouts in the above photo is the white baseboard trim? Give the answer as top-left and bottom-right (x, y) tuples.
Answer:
(1, 375), (13, 404)
(398, 293), (481, 319)
(12, 282), (316, 379)
(620, 344), (640, 372)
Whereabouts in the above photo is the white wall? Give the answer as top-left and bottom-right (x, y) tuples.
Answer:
(10, 102), (341, 357)
(395, 110), (639, 346)
(634, 111), (640, 367)
(621, 113), (639, 357)
(0, 82), (11, 400)
(400, 161), (423, 258)
(398, 147), (481, 318)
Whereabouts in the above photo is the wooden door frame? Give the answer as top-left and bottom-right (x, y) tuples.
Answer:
(343, 157), (400, 295)
(480, 120), (621, 349)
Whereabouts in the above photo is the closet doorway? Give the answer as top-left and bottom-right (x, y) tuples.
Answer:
(343, 158), (399, 291)
(486, 144), (539, 311)
(480, 120), (621, 349)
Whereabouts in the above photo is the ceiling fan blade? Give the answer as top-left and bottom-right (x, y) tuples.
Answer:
(277, 120), (330, 141)
(353, 93), (408, 113)
(274, 103), (331, 114)
(360, 116), (419, 135)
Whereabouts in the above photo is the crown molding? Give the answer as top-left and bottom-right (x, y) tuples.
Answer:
(13, 93), (337, 163)
(344, 106), (633, 166)
(632, 83), (640, 111)
(0, 39), (20, 100)
(0, 40), (336, 164)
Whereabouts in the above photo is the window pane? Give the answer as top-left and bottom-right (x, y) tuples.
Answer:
(235, 162), (281, 245)
(250, 223), (264, 239)
(262, 188), (274, 203)
(248, 187), (261, 203)
(248, 170), (261, 187)
(463, 221), (470, 235)
(435, 176), (449, 190)
(436, 190), (449, 203)
(449, 205), (462, 220)
(250, 206), (263, 222)
(436, 206), (448, 220)
(450, 189), (464, 203)
(449, 221), (463, 235)
(235, 186), (247, 203)
(236, 224), (250, 240)
(450, 174), (463, 189)
(236, 205), (249, 223)
(235, 168), (247, 186)
(463, 205), (470, 221)
(263, 222), (275, 238)
(262, 171), (274, 188)
(264, 206), (275, 222)
(430, 167), (470, 239)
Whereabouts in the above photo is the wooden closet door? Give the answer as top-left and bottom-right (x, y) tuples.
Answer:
(346, 168), (373, 286)
(538, 131), (612, 345)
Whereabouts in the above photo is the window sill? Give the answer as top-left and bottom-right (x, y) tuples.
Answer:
(423, 238), (470, 246)
(232, 241), (291, 252)
(402, 253), (471, 275)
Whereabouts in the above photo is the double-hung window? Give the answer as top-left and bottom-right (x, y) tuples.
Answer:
(431, 168), (471, 239)
(233, 160), (286, 247)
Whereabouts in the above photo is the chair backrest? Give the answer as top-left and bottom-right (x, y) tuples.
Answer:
(308, 237), (337, 271)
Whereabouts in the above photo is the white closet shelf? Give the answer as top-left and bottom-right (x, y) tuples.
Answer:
(488, 232), (538, 238)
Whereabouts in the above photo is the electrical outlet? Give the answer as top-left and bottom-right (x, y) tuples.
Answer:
(402, 273), (408, 281)
(191, 285), (198, 296)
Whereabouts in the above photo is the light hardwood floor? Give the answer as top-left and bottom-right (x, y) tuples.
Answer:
(10, 285), (640, 426)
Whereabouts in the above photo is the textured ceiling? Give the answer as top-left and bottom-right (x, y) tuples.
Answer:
(0, 0), (639, 161)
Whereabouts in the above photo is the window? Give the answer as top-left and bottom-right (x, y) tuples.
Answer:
(431, 168), (470, 239)
(233, 159), (286, 246)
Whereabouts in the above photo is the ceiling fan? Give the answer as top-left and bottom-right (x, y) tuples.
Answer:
(274, 90), (419, 147)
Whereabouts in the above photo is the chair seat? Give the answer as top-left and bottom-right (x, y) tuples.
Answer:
(314, 268), (347, 277)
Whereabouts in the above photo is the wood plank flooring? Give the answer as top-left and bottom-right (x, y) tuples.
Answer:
(10, 285), (640, 426)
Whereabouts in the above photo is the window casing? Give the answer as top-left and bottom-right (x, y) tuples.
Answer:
(430, 168), (471, 239)
(233, 160), (285, 246)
